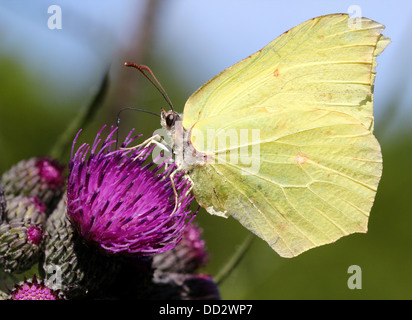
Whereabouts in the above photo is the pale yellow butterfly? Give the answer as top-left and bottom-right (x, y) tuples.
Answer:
(159, 14), (389, 258)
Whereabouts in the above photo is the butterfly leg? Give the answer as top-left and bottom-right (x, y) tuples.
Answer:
(169, 169), (180, 216)
(184, 174), (194, 194)
(169, 168), (193, 216)
(122, 134), (163, 151)
(121, 134), (173, 164)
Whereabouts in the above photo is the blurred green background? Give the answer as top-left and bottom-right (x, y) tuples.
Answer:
(0, 0), (411, 299)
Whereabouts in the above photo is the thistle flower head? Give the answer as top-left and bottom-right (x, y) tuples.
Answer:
(44, 196), (122, 299)
(67, 126), (195, 257)
(9, 275), (63, 300)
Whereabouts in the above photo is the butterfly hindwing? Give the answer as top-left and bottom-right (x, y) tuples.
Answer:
(189, 107), (381, 257)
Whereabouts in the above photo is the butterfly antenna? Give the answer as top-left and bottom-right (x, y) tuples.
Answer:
(124, 62), (175, 111)
(116, 107), (160, 148)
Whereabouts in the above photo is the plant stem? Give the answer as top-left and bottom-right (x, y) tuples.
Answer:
(49, 70), (109, 163)
(214, 233), (255, 285)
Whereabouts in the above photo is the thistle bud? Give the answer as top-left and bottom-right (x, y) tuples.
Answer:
(5, 195), (47, 226)
(152, 222), (209, 274)
(0, 184), (6, 223)
(0, 220), (44, 273)
(0, 289), (8, 300)
(1, 157), (65, 211)
(149, 272), (221, 300)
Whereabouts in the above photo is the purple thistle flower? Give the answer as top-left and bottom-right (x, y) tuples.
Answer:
(9, 275), (64, 300)
(67, 125), (195, 257)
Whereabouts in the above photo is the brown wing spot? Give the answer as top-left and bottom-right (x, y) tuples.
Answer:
(277, 222), (287, 231)
(294, 153), (309, 165)
(318, 35), (324, 40)
(319, 92), (333, 101)
(247, 48), (263, 59)
(273, 69), (280, 78)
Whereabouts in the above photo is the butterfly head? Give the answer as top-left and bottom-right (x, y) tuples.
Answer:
(161, 108), (181, 132)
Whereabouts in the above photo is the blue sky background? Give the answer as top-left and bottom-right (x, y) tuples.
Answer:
(155, 0), (412, 134)
(0, 0), (411, 133)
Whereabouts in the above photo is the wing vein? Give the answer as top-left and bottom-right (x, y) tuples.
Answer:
(209, 164), (297, 253)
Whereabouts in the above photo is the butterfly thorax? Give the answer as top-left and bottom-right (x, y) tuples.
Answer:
(160, 109), (210, 172)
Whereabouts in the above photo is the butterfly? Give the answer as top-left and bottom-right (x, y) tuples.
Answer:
(132, 14), (390, 258)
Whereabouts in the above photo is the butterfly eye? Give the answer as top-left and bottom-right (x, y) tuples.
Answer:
(166, 114), (175, 127)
